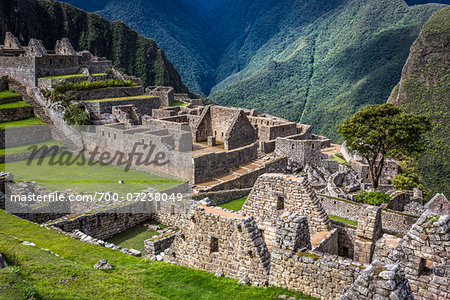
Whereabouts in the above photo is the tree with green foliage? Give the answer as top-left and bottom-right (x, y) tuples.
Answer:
(338, 104), (431, 191)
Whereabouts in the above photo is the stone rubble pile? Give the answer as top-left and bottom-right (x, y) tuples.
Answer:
(70, 230), (141, 257)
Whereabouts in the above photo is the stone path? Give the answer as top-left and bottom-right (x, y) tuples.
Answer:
(200, 204), (245, 219)
(192, 154), (270, 193)
(321, 144), (341, 157)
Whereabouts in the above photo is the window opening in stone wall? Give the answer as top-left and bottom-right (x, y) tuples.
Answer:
(419, 258), (434, 276)
(312, 143), (315, 149)
(343, 246), (349, 257)
(277, 196), (285, 210)
(210, 237), (219, 253)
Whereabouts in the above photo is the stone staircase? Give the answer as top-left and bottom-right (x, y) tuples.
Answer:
(193, 154), (279, 193)
(8, 79), (53, 124)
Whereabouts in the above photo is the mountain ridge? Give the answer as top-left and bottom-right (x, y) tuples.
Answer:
(0, 0), (188, 92)
(61, 0), (446, 141)
(388, 6), (450, 197)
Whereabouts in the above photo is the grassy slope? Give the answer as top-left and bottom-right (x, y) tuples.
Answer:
(0, 117), (46, 129)
(0, 0), (188, 92)
(219, 195), (248, 212)
(388, 7), (450, 197)
(0, 210), (315, 299)
(0, 101), (31, 109)
(2, 153), (183, 195)
(0, 90), (20, 98)
(0, 139), (63, 155)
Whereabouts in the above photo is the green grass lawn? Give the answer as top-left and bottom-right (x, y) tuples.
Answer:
(40, 74), (87, 79)
(0, 101), (31, 109)
(1, 152), (183, 196)
(328, 215), (358, 226)
(0, 139), (64, 156)
(0, 117), (46, 129)
(106, 223), (163, 252)
(85, 94), (155, 102)
(219, 195), (248, 212)
(169, 100), (189, 107)
(328, 153), (348, 166)
(0, 210), (316, 300)
(0, 90), (20, 98)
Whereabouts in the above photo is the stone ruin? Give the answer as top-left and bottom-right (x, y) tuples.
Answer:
(0, 32), (112, 85)
(1, 33), (448, 300)
(153, 173), (434, 299)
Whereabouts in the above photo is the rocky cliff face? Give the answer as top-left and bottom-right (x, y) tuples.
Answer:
(388, 7), (450, 197)
(0, 0), (188, 92)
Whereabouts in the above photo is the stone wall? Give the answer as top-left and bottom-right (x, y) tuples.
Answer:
(258, 123), (298, 141)
(341, 263), (413, 300)
(151, 199), (198, 229)
(164, 205), (271, 284)
(144, 233), (177, 257)
(37, 74), (108, 90)
(82, 125), (194, 182)
(353, 205), (382, 263)
(318, 195), (419, 234)
(82, 96), (160, 119)
(193, 143), (257, 184)
(1, 124), (52, 148)
(241, 174), (332, 251)
(275, 138), (322, 168)
(0, 95), (21, 105)
(49, 200), (153, 240)
(193, 106), (256, 150)
(225, 110), (257, 150)
(193, 188), (252, 206)
(332, 221), (357, 258)
(389, 211), (450, 300)
(312, 228), (339, 255)
(270, 249), (364, 299)
(34, 55), (79, 78)
(68, 86), (144, 101)
(0, 106), (34, 122)
(0, 76), (8, 91)
(147, 86), (174, 107)
(425, 193), (450, 215)
(196, 156), (288, 192)
(0, 56), (36, 85)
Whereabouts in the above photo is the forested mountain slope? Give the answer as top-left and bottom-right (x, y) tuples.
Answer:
(0, 0), (188, 92)
(388, 7), (450, 197)
(62, 0), (445, 140)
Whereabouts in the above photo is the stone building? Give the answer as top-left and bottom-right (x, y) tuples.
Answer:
(164, 205), (271, 284)
(192, 105), (257, 150)
(241, 173), (333, 251)
(0, 32), (112, 86)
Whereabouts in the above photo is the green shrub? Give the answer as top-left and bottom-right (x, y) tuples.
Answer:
(354, 190), (368, 202)
(63, 104), (90, 125)
(354, 190), (390, 206)
(105, 68), (114, 77)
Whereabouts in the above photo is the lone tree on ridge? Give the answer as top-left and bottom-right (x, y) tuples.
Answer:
(338, 104), (431, 191)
